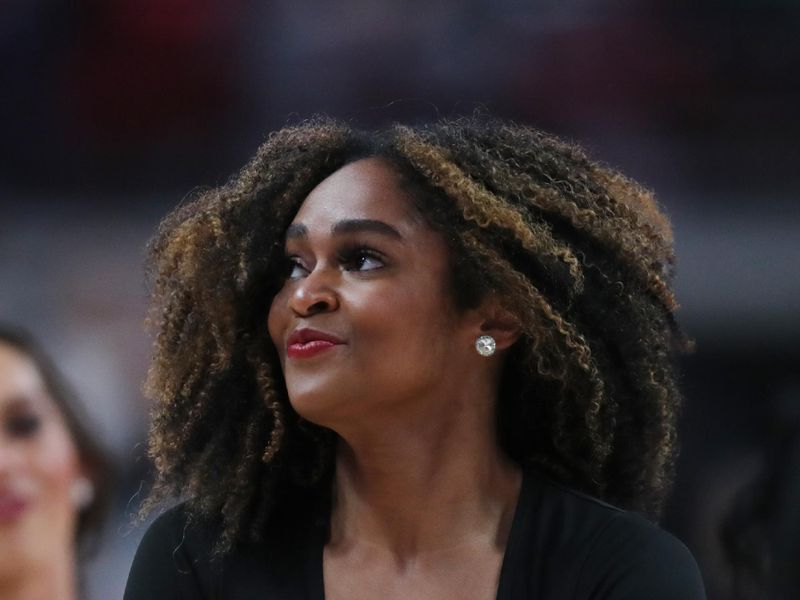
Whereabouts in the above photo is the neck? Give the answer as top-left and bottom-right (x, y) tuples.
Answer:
(328, 388), (521, 561)
(0, 553), (77, 600)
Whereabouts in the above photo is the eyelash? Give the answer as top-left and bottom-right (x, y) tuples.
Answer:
(5, 414), (42, 438)
(339, 245), (385, 271)
(284, 245), (385, 278)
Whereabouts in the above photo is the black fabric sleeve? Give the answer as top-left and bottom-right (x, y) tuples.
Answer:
(123, 506), (209, 600)
(576, 512), (706, 600)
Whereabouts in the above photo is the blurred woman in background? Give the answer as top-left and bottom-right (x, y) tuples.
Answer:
(0, 326), (110, 600)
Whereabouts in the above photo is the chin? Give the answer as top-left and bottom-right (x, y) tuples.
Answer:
(288, 398), (341, 428)
(286, 384), (353, 429)
(0, 516), (52, 565)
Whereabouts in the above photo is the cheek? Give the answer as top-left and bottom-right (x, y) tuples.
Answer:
(29, 424), (81, 507)
(348, 282), (455, 361)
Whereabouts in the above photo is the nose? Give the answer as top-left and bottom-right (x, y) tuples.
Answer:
(288, 267), (339, 317)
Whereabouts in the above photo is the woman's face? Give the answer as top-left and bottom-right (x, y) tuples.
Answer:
(268, 158), (485, 431)
(0, 342), (83, 569)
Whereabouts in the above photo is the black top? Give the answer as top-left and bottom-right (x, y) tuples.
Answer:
(124, 471), (706, 599)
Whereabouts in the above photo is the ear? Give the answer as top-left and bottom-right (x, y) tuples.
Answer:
(474, 297), (521, 352)
(69, 474), (96, 511)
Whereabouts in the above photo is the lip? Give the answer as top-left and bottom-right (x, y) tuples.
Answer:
(0, 494), (31, 524)
(286, 328), (345, 359)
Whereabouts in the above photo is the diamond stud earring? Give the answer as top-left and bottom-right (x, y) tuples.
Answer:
(475, 335), (497, 357)
(70, 477), (95, 510)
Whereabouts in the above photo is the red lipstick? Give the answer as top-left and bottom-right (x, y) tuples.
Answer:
(0, 494), (30, 524)
(287, 328), (344, 359)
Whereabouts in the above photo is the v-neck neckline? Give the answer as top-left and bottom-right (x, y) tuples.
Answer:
(307, 471), (530, 600)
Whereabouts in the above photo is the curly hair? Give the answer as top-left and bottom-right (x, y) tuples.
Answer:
(141, 116), (691, 551)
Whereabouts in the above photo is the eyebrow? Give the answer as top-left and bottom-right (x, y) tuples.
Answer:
(2, 394), (40, 412)
(285, 219), (404, 241)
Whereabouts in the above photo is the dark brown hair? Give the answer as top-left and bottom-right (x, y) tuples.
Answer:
(142, 116), (691, 551)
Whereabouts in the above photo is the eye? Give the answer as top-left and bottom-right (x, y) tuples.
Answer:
(5, 413), (42, 438)
(283, 256), (309, 280)
(340, 246), (385, 272)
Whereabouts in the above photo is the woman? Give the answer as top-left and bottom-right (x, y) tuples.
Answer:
(125, 117), (705, 599)
(0, 326), (110, 600)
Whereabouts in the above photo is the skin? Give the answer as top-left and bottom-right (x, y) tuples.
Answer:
(0, 343), (83, 600)
(268, 158), (523, 600)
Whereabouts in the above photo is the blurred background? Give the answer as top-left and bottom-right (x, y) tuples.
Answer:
(1, 1), (798, 598)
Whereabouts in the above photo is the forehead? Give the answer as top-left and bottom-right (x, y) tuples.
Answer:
(292, 157), (419, 229)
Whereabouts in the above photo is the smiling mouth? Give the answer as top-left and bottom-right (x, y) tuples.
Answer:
(0, 495), (30, 524)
